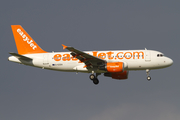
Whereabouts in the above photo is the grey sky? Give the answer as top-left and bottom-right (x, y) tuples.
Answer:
(0, 0), (180, 120)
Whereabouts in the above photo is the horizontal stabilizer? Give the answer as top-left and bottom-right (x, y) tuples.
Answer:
(9, 52), (32, 61)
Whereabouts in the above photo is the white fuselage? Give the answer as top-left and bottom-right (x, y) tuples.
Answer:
(9, 25), (173, 84)
(8, 49), (173, 73)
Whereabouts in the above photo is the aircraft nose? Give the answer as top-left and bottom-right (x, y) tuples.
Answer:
(166, 58), (173, 66)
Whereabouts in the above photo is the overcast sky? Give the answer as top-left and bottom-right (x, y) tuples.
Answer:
(0, 0), (180, 120)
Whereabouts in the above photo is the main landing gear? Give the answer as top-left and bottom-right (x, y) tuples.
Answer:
(146, 69), (151, 81)
(89, 72), (100, 85)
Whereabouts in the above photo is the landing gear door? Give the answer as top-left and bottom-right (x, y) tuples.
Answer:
(43, 54), (49, 65)
(145, 50), (151, 62)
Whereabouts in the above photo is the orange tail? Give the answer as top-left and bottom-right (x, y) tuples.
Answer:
(11, 25), (47, 55)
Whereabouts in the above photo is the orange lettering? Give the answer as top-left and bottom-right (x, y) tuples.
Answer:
(124, 52), (132, 59)
(106, 52), (114, 60)
(53, 54), (62, 61)
(98, 53), (106, 59)
(92, 51), (98, 57)
(117, 52), (123, 59)
(133, 52), (144, 59)
(63, 54), (71, 61)
(71, 57), (78, 61)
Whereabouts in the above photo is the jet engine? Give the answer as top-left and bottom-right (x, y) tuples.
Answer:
(104, 71), (129, 80)
(99, 62), (125, 73)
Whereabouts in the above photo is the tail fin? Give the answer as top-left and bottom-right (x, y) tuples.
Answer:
(11, 25), (47, 55)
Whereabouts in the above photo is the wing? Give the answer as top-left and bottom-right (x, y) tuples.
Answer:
(62, 44), (106, 69)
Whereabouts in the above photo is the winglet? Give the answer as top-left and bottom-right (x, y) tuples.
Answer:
(62, 44), (67, 49)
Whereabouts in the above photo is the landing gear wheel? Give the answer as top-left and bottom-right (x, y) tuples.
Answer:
(89, 74), (95, 80)
(89, 73), (101, 85)
(93, 79), (99, 85)
(146, 69), (151, 81)
(147, 76), (151, 81)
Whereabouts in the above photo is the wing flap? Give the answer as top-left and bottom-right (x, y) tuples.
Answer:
(62, 44), (105, 68)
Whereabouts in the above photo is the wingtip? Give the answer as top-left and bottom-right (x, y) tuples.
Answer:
(62, 44), (67, 49)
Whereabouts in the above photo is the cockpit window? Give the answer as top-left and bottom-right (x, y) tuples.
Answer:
(157, 54), (164, 57)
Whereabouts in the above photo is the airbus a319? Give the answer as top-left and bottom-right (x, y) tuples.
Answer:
(8, 25), (173, 85)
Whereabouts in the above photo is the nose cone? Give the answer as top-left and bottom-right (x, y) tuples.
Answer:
(166, 57), (173, 67)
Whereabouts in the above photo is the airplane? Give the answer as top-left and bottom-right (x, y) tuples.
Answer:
(8, 25), (173, 85)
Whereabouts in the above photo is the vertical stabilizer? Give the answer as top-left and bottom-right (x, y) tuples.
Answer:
(11, 25), (47, 55)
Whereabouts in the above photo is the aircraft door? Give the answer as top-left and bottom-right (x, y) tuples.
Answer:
(43, 54), (49, 65)
(145, 51), (151, 62)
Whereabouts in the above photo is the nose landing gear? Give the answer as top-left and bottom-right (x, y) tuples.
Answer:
(147, 76), (151, 81)
(146, 69), (151, 81)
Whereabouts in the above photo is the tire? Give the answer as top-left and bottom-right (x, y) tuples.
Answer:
(147, 76), (151, 81)
(93, 79), (99, 85)
(89, 74), (95, 80)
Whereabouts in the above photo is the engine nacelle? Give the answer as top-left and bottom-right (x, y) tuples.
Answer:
(99, 62), (124, 73)
(104, 71), (129, 80)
